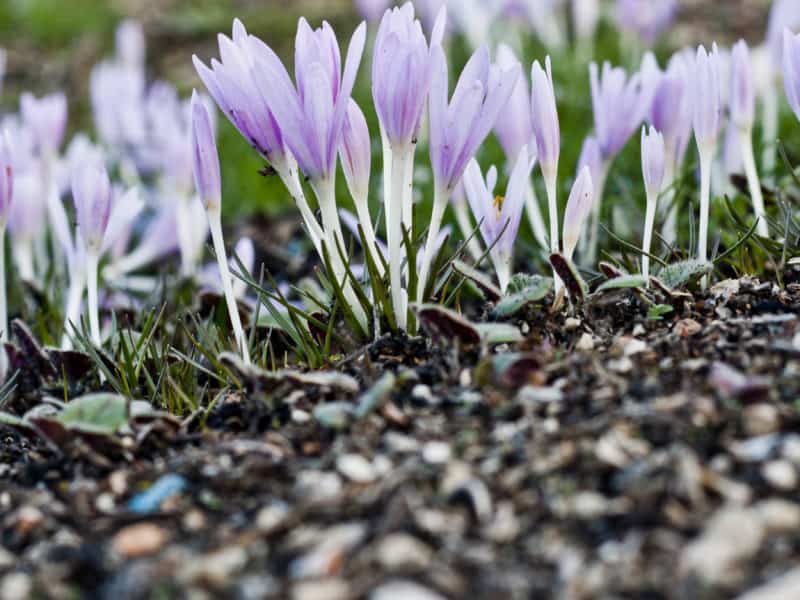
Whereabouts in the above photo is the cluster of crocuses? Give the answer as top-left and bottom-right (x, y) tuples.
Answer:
(0, 20), (257, 355)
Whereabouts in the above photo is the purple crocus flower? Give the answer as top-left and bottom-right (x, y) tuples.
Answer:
(429, 44), (519, 193)
(615, 0), (677, 45)
(193, 20), (286, 167)
(190, 90), (221, 210)
(531, 56), (560, 179)
(692, 44), (723, 150)
(493, 44), (533, 163)
(20, 92), (68, 156)
(589, 61), (652, 161)
(641, 125), (665, 199)
(649, 51), (692, 174)
(416, 43), (519, 304)
(354, 0), (392, 22)
(641, 125), (665, 282)
(340, 99), (371, 202)
(90, 59), (147, 150)
(373, 2), (443, 149)
(784, 29), (800, 121)
(562, 166), (593, 261)
(463, 145), (534, 292)
(72, 160), (112, 253)
(250, 19), (367, 183)
(768, 0), (800, 69)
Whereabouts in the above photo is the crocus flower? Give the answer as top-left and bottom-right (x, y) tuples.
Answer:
(692, 44), (722, 283)
(649, 51), (693, 244)
(251, 18), (369, 331)
(531, 56), (560, 255)
(20, 92), (68, 158)
(729, 40), (768, 237)
(191, 91), (250, 364)
(562, 166), (593, 262)
(463, 145), (534, 293)
(372, 3), (444, 327)
(640, 125), (665, 282)
(354, 0), (392, 22)
(193, 20), (324, 253)
(418, 43), (519, 303)
(615, 0), (677, 45)
(0, 133), (13, 341)
(8, 173), (46, 282)
(72, 159), (111, 346)
(784, 29), (800, 122)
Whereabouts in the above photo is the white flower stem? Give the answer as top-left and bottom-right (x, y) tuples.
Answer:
(698, 145), (714, 288)
(86, 251), (102, 347)
(313, 178), (369, 332)
(416, 184), (448, 306)
(401, 145), (416, 233)
(642, 195), (657, 285)
(542, 168), (563, 294)
(208, 207), (251, 365)
(0, 226), (6, 342)
(61, 269), (86, 350)
(660, 159), (678, 245)
(453, 197), (483, 262)
(583, 160), (610, 267)
(738, 128), (769, 238)
(387, 147), (412, 329)
(496, 253), (512, 295)
(353, 191), (384, 277)
(761, 83), (778, 183)
(524, 182), (548, 251)
(275, 156), (324, 255)
(13, 238), (35, 283)
(176, 195), (194, 277)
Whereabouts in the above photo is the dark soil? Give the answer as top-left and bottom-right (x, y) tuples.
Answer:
(2, 276), (800, 600)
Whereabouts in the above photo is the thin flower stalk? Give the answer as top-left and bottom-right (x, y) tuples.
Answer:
(191, 91), (251, 364)
(641, 125), (665, 283)
(729, 40), (768, 238)
(0, 134), (12, 341)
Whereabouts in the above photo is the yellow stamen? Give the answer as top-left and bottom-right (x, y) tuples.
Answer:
(493, 195), (504, 219)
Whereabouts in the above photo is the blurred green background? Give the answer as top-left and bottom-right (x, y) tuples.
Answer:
(0, 0), (785, 260)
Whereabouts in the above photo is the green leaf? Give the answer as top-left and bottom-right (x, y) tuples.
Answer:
(492, 276), (553, 318)
(57, 393), (129, 434)
(658, 259), (713, 289)
(474, 323), (523, 345)
(595, 274), (649, 293)
(0, 411), (27, 428)
(647, 304), (674, 320)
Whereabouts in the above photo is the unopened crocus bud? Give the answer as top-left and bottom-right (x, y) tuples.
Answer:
(20, 92), (68, 155)
(493, 44), (532, 162)
(572, 0), (600, 42)
(562, 166), (593, 261)
(692, 44), (722, 150)
(783, 29), (800, 121)
(729, 40), (755, 131)
(72, 160), (112, 254)
(190, 90), (221, 211)
(615, 0), (677, 45)
(641, 125), (665, 198)
(530, 56), (560, 176)
(340, 99), (371, 201)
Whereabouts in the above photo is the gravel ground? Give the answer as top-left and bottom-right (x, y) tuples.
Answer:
(3, 274), (800, 600)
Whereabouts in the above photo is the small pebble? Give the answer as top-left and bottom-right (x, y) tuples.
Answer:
(371, 580), (446, 600)
(0, 573), (32, 600)
(336, 454), (376, 483)
(674, 318), (702, 337)
(762, 460), (798, 491)
(564, 317), (581, 331)
(576, 333), (594, 351)
(112, 523), (168, 558)
(422, 442), (451, 465)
